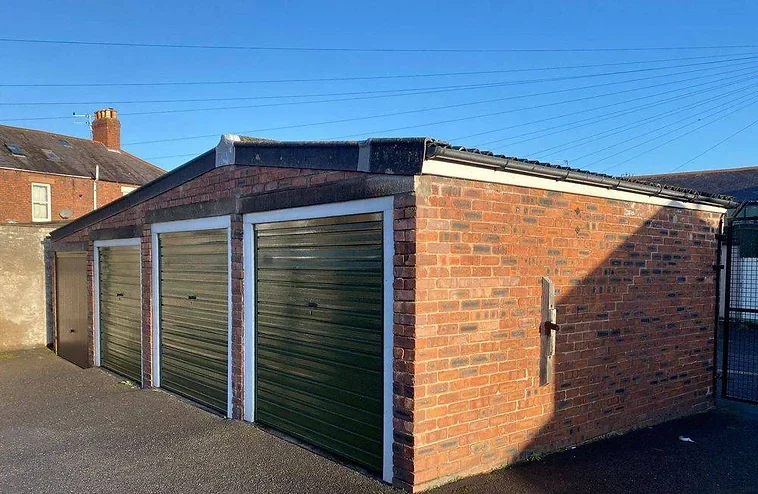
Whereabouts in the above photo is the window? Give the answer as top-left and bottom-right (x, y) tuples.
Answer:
(5, 143), (26, 156)
(42, 149), (61, 161)
(121, 186), (137, 196)
(58, 139), (72, 148)
(31, 183), (51, 222)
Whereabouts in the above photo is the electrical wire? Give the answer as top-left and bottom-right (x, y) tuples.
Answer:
(4, 54), (757, 105)
(598, 95), (758, 173)
(1, 37), (756, 53)
(322, 63), (758, 140)
(121, 62), (758, 147)
(465, 72), (758, 151)
(668, 117), (758, 173)
(562, 87), (758, 164)
(499, 76), (758, 156)
(2, 54), (757, 89)
(5, 57), (758, 123)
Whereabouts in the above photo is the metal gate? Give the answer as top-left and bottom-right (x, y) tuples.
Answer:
(723, 214), (758, 403)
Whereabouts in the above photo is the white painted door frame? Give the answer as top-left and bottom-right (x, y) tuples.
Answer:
(93, 238), (142, 373)
(242, 196), (395, 483)
(151, 215), (233, 418)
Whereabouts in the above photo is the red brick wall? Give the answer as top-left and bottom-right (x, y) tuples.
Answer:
(405, 175), (722, 490)
(140, 225), (153, 386)
(393, 193), (419, 489)
(52, 165), (372, 420)
(230, 214), (245, 418)
(0, 168), (139, 223)
(51, 165), (723, 491)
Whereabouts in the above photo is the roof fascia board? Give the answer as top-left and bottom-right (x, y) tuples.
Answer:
(231, 138), (428, 175)
(50, 149), (216, 241)
(422, 158), (729, 213)
(426, 145), (735, 209)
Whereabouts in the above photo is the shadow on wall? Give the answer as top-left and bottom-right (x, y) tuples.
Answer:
(409, 178), (721, 489)
(526, 206), (717, 455)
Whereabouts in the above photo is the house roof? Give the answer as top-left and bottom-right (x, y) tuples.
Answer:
(51, 136), (735, 241)
(635, 166), (758, 203)
(0, 124), (164, 185)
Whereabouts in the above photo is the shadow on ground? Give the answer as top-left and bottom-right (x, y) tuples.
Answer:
(432, 403), (758, 494)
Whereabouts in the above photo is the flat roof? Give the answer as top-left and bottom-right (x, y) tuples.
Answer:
(50, 136), (735, 241)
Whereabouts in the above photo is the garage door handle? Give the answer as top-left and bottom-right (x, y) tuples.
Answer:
(69, 328), (75, 333)
(308, 301), (318, 308)
(116, 292), (124, 297)
(188, 295), (197, 300)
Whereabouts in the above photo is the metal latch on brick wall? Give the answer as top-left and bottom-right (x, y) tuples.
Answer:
(540, 277), (559, 386)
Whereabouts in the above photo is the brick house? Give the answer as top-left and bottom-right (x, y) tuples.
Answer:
(0, 108), (164, 224)
(0, 109), (163, 352)
(48, 136), (733, 491)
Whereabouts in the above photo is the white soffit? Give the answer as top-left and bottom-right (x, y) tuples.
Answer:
(421, 159), (727, 214)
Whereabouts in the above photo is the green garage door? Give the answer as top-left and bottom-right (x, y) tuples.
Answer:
(99, 246), (141, 382)
(255, 213), (384, 473)
(159, 229), (228, 414)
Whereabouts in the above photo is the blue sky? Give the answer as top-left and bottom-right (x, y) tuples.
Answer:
(0, 1), (756, 175)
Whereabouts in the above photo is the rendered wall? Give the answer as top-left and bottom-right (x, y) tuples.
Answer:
(0, 224), (56, 350)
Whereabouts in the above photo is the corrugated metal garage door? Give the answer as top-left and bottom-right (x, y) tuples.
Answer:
(98, 246), (141, 383)
(255, 213), (383, 473)
(55, 251), (90, 368)
(158, 229), (228, 414)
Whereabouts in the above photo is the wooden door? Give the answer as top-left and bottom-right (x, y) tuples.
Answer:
(56, 252), (90, 368)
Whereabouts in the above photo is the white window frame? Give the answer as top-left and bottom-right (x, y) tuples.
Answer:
(121, 186), (137, 196)
(243, 197), (395, 483)
(151, 216), (233, 418)
(93, 238), (142, 375)
(31, 183), (51, 222)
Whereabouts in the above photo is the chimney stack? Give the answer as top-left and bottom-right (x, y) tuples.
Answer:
(92, 108), (121, 150)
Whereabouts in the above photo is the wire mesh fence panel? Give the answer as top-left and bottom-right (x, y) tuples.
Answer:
(724, 219), (758, 403)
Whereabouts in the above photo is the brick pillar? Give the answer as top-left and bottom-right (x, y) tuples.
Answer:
(87, 241), (95, 367)
(392, 193), (418, 490)
(141, 225), (153, 387)
(45, 239), (57, 351)
(230, 214), (245, 419)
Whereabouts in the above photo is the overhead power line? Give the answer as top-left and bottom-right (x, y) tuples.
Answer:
(450, 69), (758, 144)
(565, 87), (758, 163)
(323, 63), (758, 140)
(668, 117), (758, 173)
(145, 75), (758, 163)
(599, 95), (758, 173)
(496, 76), (758, 155)
(461, 73), (758, 150)
(1, 37), (756, 53)
(121, 62), (758, 147)
(2, 52), (755, 90)
(146, 152), (203, 161)
(8, 56), (758, 122)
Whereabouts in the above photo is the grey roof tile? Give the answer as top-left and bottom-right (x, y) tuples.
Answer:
(0, 124), (164, 185)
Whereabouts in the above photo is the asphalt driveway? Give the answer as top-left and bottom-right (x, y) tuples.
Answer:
(2, 348), (757, 493)
(0, 349), (393, 493)
(431, 402), (758, 494)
